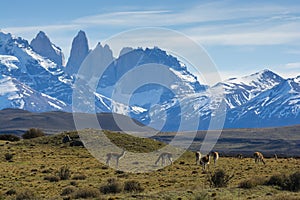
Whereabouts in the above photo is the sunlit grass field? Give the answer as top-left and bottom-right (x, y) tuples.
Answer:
(0, 130), (299, 200)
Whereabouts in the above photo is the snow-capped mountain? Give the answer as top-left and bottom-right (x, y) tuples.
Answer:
(213, 70), (284, 109)
(65, 30), (90, 76)
(93, 46), (207, 128)
(0, 31), (73, 104)
(0, 30), (299, 131)
(224, 75), (300, 128)
(97, 47), (204, 95)
(141, 69), (299, 131)
(30, 31), (65, 66)
(0, 74), (69, 111)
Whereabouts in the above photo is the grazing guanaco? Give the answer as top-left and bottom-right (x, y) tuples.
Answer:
(106, 150), (126, 168)
(210, 151), (219, 166)
(195, 151), (201, 165)
(200, 154), (210, 171)
(237, 153), (243, 159)
(253, 151), (265, 165)
(155, 152), (173, 166)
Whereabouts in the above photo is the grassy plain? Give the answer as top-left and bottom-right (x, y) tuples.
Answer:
(0, 130), (299, 200)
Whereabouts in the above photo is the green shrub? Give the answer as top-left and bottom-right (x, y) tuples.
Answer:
(284, 171), (300, 192)
(239, 177), (266, 189)
(100, 178), (123, 194)
(266, 174), (288, 187)
(58, 166), (71, 180)
(70, 181), (77, 186)
(61, 186), (76, 196)
(0, 134), (20, 141)
(72, 174), (87, 180)
(207, 169), (234, 188)
(73, 188), (100, 199)
(124, 180), (144, 192)
(194, 192), (209, 200)
(22, 128), (45, 139)
(271, 194), (300, 200)
(4, 153), (13, 161)
(267, 172), (300, 192)
(44, 175), (60, 182)
(5, 189), (16, 195)
(16, 190), (36, 200)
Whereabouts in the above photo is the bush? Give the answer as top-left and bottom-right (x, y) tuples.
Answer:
(266, 174), (287, 187)
(271, 194), (300, 200)
(72, 174), (87, 180)
(239, 177), (266, 189)
(0, 134), (20, 142)
(58, 166), (71, 180)
(124, 180), (144, 193)
(44, 175), (60, 182)
(4, 153), (13, 161)
(194, 192), (209, 200)
(70, 181), (77, 186)
(100, 178), (123, 194)
(22, 128), (45, 139)
(5, 189), (16, 195)
(61, 186), (76, 196)
(267, 172), (300, 192)
(207, 169), (234, 188)
(16, 190), (36, 200)
(73, 188), (100, 199)
(284, 171), (300, 192)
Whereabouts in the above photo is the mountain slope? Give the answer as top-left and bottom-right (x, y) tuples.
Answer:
(225, 75), (300, 128)
(95, 46), (207, 129)
(212, 69), (284, 109)
(0, 75), (69, 112)
(0, 31), (73, 103)
(134, 69), (299, 131)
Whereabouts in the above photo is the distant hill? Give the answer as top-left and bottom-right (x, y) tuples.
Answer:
(153, 124), (300, 157)
(0, 108), (155, 135)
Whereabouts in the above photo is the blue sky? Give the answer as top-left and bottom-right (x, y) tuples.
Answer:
(1, 0), (300, 83)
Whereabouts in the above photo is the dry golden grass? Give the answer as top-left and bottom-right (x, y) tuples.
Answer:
(0, 130), (299, 200)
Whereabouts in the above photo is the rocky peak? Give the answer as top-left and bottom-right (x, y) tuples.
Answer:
(65, 30), (89, 76)
(30, 31), (65, 66)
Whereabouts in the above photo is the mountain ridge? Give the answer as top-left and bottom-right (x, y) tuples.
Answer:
(0, 30), (299, 131)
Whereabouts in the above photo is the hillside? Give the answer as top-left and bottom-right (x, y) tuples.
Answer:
(0, 130), (299, 199)
(0, 108), (155, 135)
(0, 108), (299, 157)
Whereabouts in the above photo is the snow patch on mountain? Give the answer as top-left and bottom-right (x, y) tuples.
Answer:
(0, 75), (68, 111)
(0, 55), (19, 71)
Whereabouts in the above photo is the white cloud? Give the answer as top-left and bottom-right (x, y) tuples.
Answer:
(1, 1), (300, 68)
(284, 62), (300, 69)
(2, 1), (300, 48)
(71, 1), (298, 28)
(191, 30), (300, 46)
(2, 24), (80, 36)
(262, 63), (300, 80)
